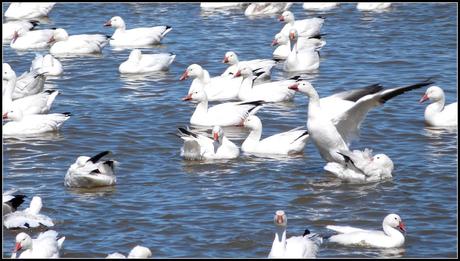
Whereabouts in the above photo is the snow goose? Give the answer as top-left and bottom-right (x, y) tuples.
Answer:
(11, 230), (65, 258)
(269, 210), (322, 258)
(272, 32), (326, 60)
(10, 28), (55, 51)
(419, 86), (457, 127)
(302, 3), (340, 11)
(177, 126), (240, 160)
(289, 79), (434, 162)
(278, 11), (324, 39)
(65, 151), (118, 188)
(4, 2), (55, 20)
(245, 3), (292, 17)
(107, 245), (152, 258)
(234, 66), (296, 102)
(49, 28), (109, 55)
(3, 196), (54, 229)
(283, 29), (320, 72)
(327, 213), (405, 248)
(2, 109), (71, 136)
(3, 20), (39, 43)
(3, 63), (46, 100)
(182, 88), (264, 127)
(200, 3), (248, 10)
(241, 115), (309, 155)
(180, 64), (243, 102)
(3, 190), (26, 216)
(119, 49), (176, 74)
(356, 3), (392, 11)
(30, 53), (63, 76)
(324, 148), (394, 182)
(104, 16), (172, 47)
(221, 51), (276, 83)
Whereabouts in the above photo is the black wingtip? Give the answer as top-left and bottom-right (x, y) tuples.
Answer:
(303, 228), (311, 237)
(289, 75), (301, 81)
(87, 151), (111, 164)
(169, 52), (175, 56)
(337, 151), (354, 165)
(44, 90), (58, 94)
(9, 195), (26, 210)
(62, 112), (72, 117)
(178, 127), (198, 138)
(292, 130), (309, 143)
(104, 160), (115, 169)
(317, 16), (325, 19)
(240, 100), (265, 107)
(166, 25), (172, 30)
(29, 20), (40, 27)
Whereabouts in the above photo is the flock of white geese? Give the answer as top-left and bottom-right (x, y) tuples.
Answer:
(2, 2), (457, 258)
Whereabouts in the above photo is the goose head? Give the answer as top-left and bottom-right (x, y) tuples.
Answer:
(274, 210), (287, 227)
(14, 232), (32, 253)
(383, 213), (406, 233)
(234, 66), (253, 78)
(3, 63), (16, 81)
(288, 80), (316, 97)
(3, 108), (24, 121)
(279, 11), (295, 23)
(48, 28), (68, 44)
(128, 49), (143, 62)
(419, 86), (444, 103)
(243, 115), (262, 130)
(222, 51), (239, 65)
(127, 245), (152, 258)
(272, 33), (288, 46)
(104, 16), (125, 29)
(179, 64), (204, 81)
(372, 154), (394, 173)
(182, 88), (207, 102)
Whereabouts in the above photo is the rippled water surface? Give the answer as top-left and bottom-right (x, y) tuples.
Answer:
(2, 3), (457, 258)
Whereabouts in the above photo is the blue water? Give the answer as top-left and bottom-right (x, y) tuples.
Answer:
(2, 2), (457, 258)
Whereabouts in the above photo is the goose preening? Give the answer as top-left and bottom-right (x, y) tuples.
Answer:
(11, 230), (65, 258)
(4, 2), (55, 20)
(2, 109), (71, 136)
(3, 20), (39, 43)
(65, 151), (118, 188)
(49, 28), (109, 55)
(419, 86), (457, 127)
(30, 54), (64, 76)
(182, 88), (264, 127)
(235, 66), (297, 102)
(177, 126), (239, 160)
(244, 3), (292, 17)
(283, 29), (320, 72)
(221, 51), (276, 83)
(10, 28), (55, 51)
(324, 148), (394, 182)
(104, 16), (172, 47)
(288, 79), (434, 163)
(302, 3), (340, 11)
(269, 210), (322, 258)
(278, 11), (324, 39)
(3, 190), (26, 216)
(356, 3), (392, 11)
(241, 115), (309, 155)
(3, 63), (47, 100)
(327, 213), (405, 248)
(180, 64), (243, 102)
(3, 196), (54, 229)
(119, 49), (176, 74)
(272, 32), (325, 60)
(106, 245), (152, 258)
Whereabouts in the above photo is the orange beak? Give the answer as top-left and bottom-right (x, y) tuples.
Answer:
(278, 15), (284, 22)
(276, 214), (284, 224)
(179, 70), (188, 81)
(419, 94), (429, 103)
(222, 56), (229, 63)
(14, 242), (22, 252)
(234, 70), (241, 77)
(398, 221), (406, 232)
(2, 112), (8, 119)
(104, 20), (112, 27)
(213, 132), (219, 141)
(47, 36), (55, 44)
(288, 83), (299, 91)
(271, 39), (278, 46)
(182, 93), (193, 101)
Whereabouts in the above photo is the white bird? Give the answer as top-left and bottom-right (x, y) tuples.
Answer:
(327, 213), (406, 248)
(11, 230), (65, 258)
(3, 20), (39, 43)
(269, 210), (322, 258)
(177, 126), (240, 160)
(272, 32), (326, 60)
(288, 79), (433, 163)
(3, 63), (47, 100)
(244, 3), (292, 16)
(302, 3), (340, 11)
(182, 88), (264, 127)
(3, 196), (54, 229)
(283, 29), (320, 72)
(104, 16), (172, 47)
(2, 109), (71, 136)
(278, 11), (324, 39)
(235, 66), (297, 102)
(180, 64), (243, 102)
(3, 190), (26, 216)
(10, 28), (55, 51)
(30, 53), (64, 76)
(419, 86), (457, 127)
(324, 148), (394, 182)
(49, 28), (109, 55)
(221, 51), (276, 84)
(119, 49), (176, 74)
(106, 245), (152, 258)
(356, 3), (392, 11)
(241, 115), (309, 155)
(65, 151), (118, 188)
(4, 2), (55, 19)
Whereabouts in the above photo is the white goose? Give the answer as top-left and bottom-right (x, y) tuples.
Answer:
(302, 3), (340, 11)
(182, 88), (264, 127)
(3, 109), (71, 136)
(221, 51), (276, 83)
(327, 213), (406, 248)
(242, 115), (309, 155)
(283, 29), (320, 72)
(269, 210), (322, 258)
(324, 148), (394, 182)
(419, 86), (457, 127)
(3, 63), (46, 100)
(278, 11), (324, 39)
(272, 32), (326, 60)
(30, 53), (64, 76)
(4, 2), (55, 19)
(11, 230), (65, 258)
(106, 245), (152, 258)
(3, 190), (26, 216)
(177, 126), (240, 160)
(65, 151), (118, 188)
(235, 66), (296, 102)
(3, 20), (38, 43)
(104, 16), (172, 47)
(356, 3), (392, 11)
(200, 3), (248, 10)
(10, 28), (55, 51)
(244, 3), (292, 16)
(119, 49), (176, 74)
(180, 64), (243, 102)
(3, 196), (54, 229)
(49, 28), (109, 55)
